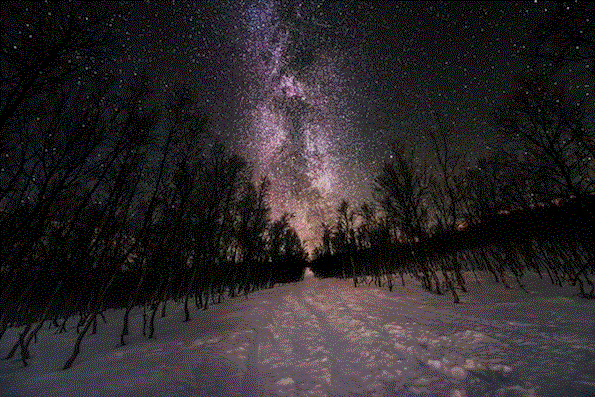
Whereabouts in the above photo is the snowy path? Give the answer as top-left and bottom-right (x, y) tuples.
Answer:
(1, 272), (594, 396)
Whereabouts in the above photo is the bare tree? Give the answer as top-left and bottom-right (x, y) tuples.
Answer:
(494, 72), (593, 199)
(426, 113), (470, 301)
(233, 176), (270, 297)
(426, 112), (467, 233)
(374, 142), (429, 242)
(532, 2), (595, 78)
(0, 2), (122, 138)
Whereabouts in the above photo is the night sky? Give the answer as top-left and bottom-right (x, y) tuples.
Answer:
(107, 1), (562, 250)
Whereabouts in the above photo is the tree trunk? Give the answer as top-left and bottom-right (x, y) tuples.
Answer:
(0, 270), (37, 343)
(184, 265), (200, 322)
(23, 280), (63, 355)
(4, 322), (32, 361)
(148, 301), (158, 339)
(120, 266), (147, 345)
(63, 273), (117, 370)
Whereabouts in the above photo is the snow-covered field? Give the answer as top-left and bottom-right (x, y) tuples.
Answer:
(1, 270), (594, 397)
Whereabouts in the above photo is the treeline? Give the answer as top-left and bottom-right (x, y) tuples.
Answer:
(311, 2), (595, 302)
(311, 195), (595, 300)
(0, 2), (306, 369)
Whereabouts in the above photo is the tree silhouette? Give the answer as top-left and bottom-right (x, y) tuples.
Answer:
(374, 142), (429, 243)
(532, 1), (595, 78)
(0, 2), (122, 138)
(494, 72), (593, 199)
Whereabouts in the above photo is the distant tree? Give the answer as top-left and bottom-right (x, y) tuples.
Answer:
(426, 112), (467, 234)
(265, 213), (306, 285)
(461, 149), (529, 219)
(335, 199), (358, 284)
(335, 200), (354, 251)
(320, 222), (333, 256)
(267, 213), (293, 264)
(461, 157), (502, 220)
(355, 202), (376, 249)
(374, 142), (429, 242)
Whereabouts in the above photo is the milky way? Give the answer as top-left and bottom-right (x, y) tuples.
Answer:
(109, 1), (576, 250)
(240, 0), (356, 249)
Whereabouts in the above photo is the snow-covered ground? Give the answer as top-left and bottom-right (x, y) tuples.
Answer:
(1, 270), (594, 397)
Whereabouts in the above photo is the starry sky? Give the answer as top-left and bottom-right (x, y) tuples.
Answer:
(109, 0), (562, 250)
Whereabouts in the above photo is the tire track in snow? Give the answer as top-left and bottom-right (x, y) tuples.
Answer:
(296, 284), (376, 396)
(192, 278), (550, 396)
(299, 279), (526, 397)
(233, 284), (336, 396)
(240, 328), (265, 397)
(267, 286), (334, 396)
(301, 283), (443, 396)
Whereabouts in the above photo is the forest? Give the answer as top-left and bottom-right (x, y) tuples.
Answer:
(310, 71), (595, 301)
(310, 3), (595, 301)
(0, 1), (594, 374)
(0, 3), (307, 370)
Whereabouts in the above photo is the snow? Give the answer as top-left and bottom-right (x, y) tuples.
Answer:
(1, 272), (594, 396)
